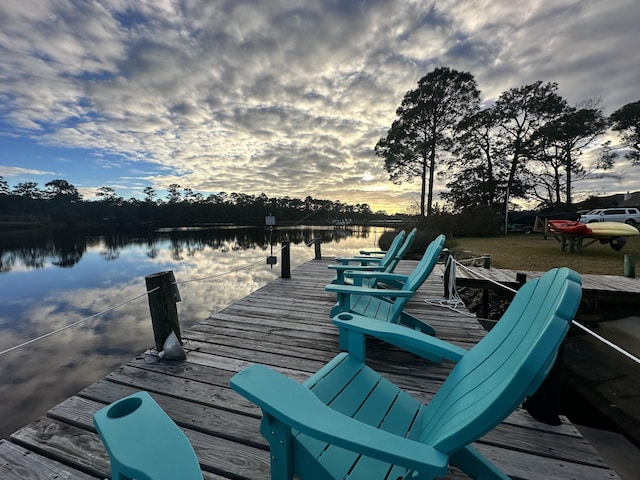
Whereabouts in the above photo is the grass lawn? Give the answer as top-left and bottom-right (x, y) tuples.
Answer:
(448, 232), (640, 276)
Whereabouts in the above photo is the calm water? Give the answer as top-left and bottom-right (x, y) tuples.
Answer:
(0, 224), (388, 438)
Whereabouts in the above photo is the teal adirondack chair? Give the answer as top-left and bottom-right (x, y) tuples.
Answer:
(93, 391), (203, 480)
(329, 228), (418, 287)
(356, 227), (416, 259)
(326, 234), (445, 344)
(328, 229), (409, 285)
(230, 268), (582, 480)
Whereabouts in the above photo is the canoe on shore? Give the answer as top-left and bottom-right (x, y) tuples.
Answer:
(549, 220), (639, 238)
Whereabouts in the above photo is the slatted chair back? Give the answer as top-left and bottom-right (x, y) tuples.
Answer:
(358, 228), (418, 289)
(419, 268), (582, 454)
(385, 228), (417, 273)
(386, 234), (446, 323)
(374, 229), (406, 267)
(329, 230), (407, 286)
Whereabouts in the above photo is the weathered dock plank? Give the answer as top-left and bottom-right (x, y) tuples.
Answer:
(440, 263), (640, 302)
(0, 439), (97, 480)
(4, 257), (623, 479)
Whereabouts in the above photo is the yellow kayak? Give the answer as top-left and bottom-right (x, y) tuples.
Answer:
(587, 221), (639, 237)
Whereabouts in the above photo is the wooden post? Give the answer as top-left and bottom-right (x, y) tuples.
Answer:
(481, 288), (489, 318)
(624, 254), (635, 278)
(281, 241), (291, 278)
(443, 252), (451, 298)
(482, 254), (491, 269)
(145, 271), (181, 351)
(314, 235), (322, 260)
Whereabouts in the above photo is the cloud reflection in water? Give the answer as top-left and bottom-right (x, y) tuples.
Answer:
(0, 225), (388, 438)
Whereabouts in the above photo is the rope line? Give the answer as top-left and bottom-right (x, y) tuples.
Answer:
(454, 260), (517, 294)
(452, 258), (640, 365)
(424, 258), (477, 317)
(175, 253), (274, 285)
(1, 247), (291, 356)
(0, 287), (159, 357)
(571, 321), (640, 364)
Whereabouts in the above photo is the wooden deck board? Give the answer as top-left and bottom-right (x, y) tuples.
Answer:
(439, 263), (640, 301)
(4, 258), (622, 479)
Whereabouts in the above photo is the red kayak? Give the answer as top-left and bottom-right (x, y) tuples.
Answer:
(548, 220), (591, 236)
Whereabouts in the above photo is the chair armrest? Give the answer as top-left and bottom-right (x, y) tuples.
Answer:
(358, 249), (386, 255)
(345, 271), (409, 283)
(230, 364), (449, 476)
(335, 256), (383, 266)
(333, 313), (467, 363)
(328, 264), (386, 273)
(93, 392), (203, 480)
(325, 283), (414, 298)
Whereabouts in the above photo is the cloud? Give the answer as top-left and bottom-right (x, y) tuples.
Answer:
(1, 0), (639, 213)
(0, 166), (56, 177)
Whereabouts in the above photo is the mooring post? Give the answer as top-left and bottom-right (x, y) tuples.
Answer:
(145, 271), (182, 351)
(281, 240), (291, 278)
(482, 254), (491, 269)
(442, 251), (451, 298)
(314, 235), (322, 260)
(481, 288), (489, 318)
(624, 254), (635, 278)
(516, 272), (527, 287)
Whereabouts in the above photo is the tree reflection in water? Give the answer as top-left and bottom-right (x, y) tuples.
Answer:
(0, 224), (387, 439)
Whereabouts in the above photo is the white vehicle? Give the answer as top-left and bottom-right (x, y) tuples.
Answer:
(579, 207), (640, 225)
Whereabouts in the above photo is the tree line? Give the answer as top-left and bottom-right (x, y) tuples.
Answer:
(375, 67), (640, 217)
(0, 178), (384, 227)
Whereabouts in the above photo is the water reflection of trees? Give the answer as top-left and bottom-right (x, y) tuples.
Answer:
(0, 230), (70, 270)
(0, 251), (16, 272)
(0, 226), (376, 273)
(50, 230), (87, 268)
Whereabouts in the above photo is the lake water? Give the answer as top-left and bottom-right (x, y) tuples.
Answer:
(0, 224), (389, 439)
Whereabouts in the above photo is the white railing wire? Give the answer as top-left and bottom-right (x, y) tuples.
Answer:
(0, 288), (158, 357)
(452, 258), (640, 365)
(0, 249), (287, 357)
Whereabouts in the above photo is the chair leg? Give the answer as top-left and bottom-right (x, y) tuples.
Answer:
(260, 414), (294, 480)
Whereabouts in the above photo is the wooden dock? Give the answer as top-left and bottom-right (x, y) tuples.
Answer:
(0, 259), (623, 479)
(439, 262), (640, 304)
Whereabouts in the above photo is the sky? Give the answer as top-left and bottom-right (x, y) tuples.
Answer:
(1, 0), (639, 214)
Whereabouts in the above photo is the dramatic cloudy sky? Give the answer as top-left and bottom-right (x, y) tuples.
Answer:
(1, 0), (639, 213)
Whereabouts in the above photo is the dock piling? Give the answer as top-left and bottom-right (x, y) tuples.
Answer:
(313, 235), (322, 259)
(145, 270), (182, 351)
(624, 254), (635, 278)
(281, 241), (291, 278)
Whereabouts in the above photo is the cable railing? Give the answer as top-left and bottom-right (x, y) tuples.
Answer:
(448, 256), (640, 365)
(0, 247), (289, 357)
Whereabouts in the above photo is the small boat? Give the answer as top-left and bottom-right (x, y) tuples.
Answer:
(587, 221), (640, 237)
(548, 220), (591, 236)
(548, 220), (639, 251)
